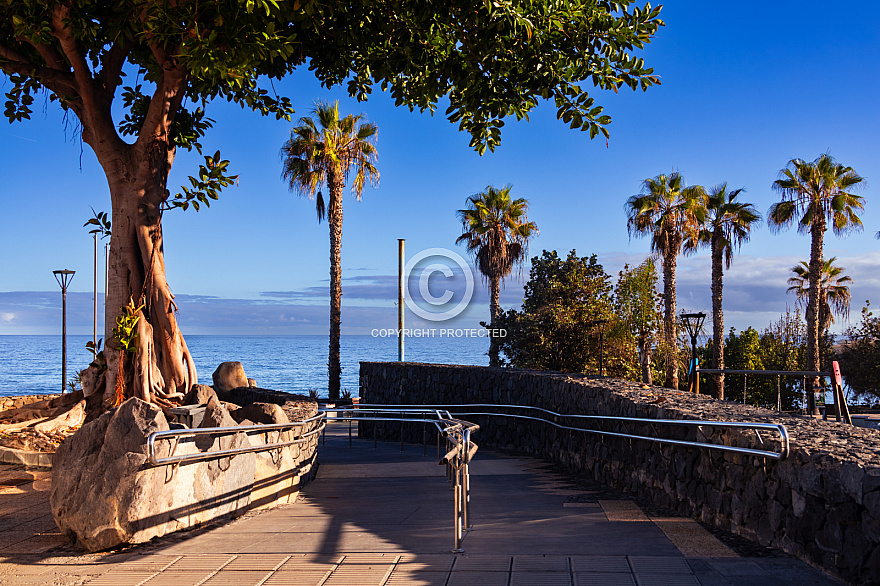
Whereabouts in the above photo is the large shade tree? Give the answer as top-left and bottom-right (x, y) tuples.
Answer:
(769, 154), (864, 377)
(0, 0), (663, 411)
(457, 185), (538, 366)
(626, 172), (705, 389)
(686, 184), (760, 399)
(281, 101), (379, 400)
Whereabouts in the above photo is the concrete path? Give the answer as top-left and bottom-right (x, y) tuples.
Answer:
(0, 422), (840, 585)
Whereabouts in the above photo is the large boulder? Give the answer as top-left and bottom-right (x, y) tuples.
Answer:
(182, 383), (218, 406)
(51, 397), (255, 551)
(230, 402), (289, 426)
(212, 362), (248, 395)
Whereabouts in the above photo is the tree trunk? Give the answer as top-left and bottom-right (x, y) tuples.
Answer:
(662, 252), (679, 389)
(710, 235), (725, 400)
(639, 334), (653, 385)
(807, 217), (825, 376)
(99, 141), (197, 410)
(327, 167), (345, 400)
(489, 276), (501, 367)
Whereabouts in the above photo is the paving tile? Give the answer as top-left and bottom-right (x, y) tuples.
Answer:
(85, 572), (158, 585)
(511, 571), (573, 585)
(574, 573), (636, 586)
(652, 519), (736, 558)
(570, 557), (631, 574)
(599, 501), (650, 522)
(627, 556), (692, 574)
(339, 553), (401, 565)
(395, 554), (455, 572)
(223, 554), (291, 570)
(447, 570), (511, 586)
(632, 574), (699, 586)
(323, 566), (394, 585)
(262, 571), (333, 586)
(513, 555), (570, 572)
(278, 553), (342, 572)
(201, 570), (273, 585)
(141, 570), (216, 586)
(386, 570), (449, 585)
(106, 555), (181, 572)
(452, 555), (511, 572)
(165, 554), (235, 571)
(703, 559), (768, 576)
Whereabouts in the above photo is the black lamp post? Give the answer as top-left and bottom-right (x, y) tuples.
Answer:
(680, 312), (706, 393)
(54, 269), (75, 393)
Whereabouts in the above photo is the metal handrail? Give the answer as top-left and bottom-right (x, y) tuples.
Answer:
(146, 412), (326, 466)
(321, 407), (479, 552)
(697, 368), (831, 377)
(351, 403), (790, 461)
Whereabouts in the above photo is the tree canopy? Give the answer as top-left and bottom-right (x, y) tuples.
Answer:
(1, 0), (664, 153)
(0, 0), (664, 408)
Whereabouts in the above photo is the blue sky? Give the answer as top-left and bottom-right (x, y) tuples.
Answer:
(1, 1), (879, 337)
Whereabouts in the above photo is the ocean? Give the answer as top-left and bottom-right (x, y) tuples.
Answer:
(0, 334), (489, 398)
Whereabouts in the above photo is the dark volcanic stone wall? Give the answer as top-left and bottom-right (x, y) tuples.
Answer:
(360, 362), (880, 584)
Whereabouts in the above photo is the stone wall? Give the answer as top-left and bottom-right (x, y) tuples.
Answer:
(0, 394), (61, 411)
(360, 362), (880, 584)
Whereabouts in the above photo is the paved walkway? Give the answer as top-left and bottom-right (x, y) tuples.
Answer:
(0, 423), (840, 585)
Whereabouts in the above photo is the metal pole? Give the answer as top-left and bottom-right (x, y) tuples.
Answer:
(93, 234), (97, 347)
(105, 243), (109, 312)
(598, 330), (604, 377)
(62, 285), (67, 393)
(690, 334), (698, 393)
(777, 375), (782, 411)
(398, 238), (405, 362)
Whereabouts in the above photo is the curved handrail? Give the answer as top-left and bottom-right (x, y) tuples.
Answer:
(146, 412), (327, 466)
(349, 403), (790, 460)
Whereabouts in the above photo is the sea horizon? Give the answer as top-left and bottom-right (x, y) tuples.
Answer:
(0, 334), (489, 398)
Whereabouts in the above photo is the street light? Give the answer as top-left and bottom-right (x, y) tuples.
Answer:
(54, 269), (75, 393)
(680, 312), (706, 393)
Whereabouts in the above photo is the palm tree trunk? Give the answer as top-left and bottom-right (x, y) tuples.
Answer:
(639, 333), (652, 384)
(489, 276), (501, 367)
(663, 252), (679, 390)
(328, 168), (345, 400)
(807, 217), (825, 375)
(710, 237), (725, 400)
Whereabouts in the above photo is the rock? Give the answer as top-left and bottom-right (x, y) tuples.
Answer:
(212, 362), (248, 395)
(182, 384), (218, 406)
(51, 397), (255, 552)
(33, 399), (86, 433)
(230, 403), (289, 426)
(79, 366), (101, 398)
(248, 378), (257, 388)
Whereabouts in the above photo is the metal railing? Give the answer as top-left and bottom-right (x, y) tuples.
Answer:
(146, 412), (326, 467)
(320, 407), (479, 553)
(697, 368), (835, 414)
(350, 403), (790, 461)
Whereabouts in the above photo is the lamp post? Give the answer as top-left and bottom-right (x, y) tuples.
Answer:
(53, 269), (75, 393)
(680, 312), (706, 393)
(398, 239), (405, 362)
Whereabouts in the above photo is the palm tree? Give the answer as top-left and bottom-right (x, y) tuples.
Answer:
(768, 153), (864, 377)
(685, 184), (760, 399)
(787, 257), (853, 342)
(457, 185), (538, 367)
(281, 101), (379, 400)
(626, 172), (706, 390)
